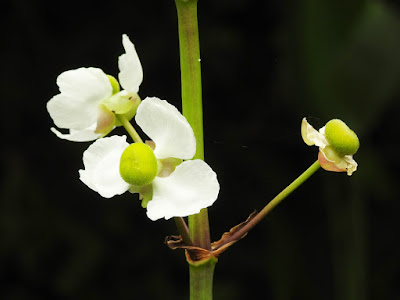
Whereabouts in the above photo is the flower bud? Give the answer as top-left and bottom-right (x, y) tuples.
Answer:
(324, 119), (359, 156)
(120, 143), (158, 186)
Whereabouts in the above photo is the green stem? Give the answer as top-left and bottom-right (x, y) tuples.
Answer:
(217, 160), (321, 248)
(257, 160), (321, 222)
(175, 0), (204, 161)
(175, 1), (214, 299)
(175, 0), (211, 250)
(189, 257), (218, 300)
(174, 217), (193, 246)
(116, 115), (143, 143)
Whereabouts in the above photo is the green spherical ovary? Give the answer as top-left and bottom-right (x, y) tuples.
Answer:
(120, 143), (158, 186)
(325, 119), (360, 156)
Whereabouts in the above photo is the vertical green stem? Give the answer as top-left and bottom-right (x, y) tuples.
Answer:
(176, 1), (204, 162)
(175, 0), (211, 250)
(175, 1), (215, 299)
(189, 257), (218, 300)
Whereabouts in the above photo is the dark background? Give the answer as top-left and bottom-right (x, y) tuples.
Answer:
(2, 0), (400, 299)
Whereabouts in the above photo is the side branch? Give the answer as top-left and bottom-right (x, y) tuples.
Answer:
(214, 160), (321, 253)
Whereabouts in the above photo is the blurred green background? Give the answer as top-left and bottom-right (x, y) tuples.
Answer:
(2, 0), (400, 299)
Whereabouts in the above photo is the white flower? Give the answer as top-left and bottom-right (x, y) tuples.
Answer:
(79, 97), (220, 221)
(301, 118), (358, 175)
(47, 34), (143, 142)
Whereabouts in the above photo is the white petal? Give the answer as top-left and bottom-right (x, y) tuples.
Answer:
(47, 68), (112, 130)
(301, 118), (328, 148)
(118, 34), (143, 93)
(79, 135), (130, 198)
(50, 124), (102, 142)
(136, 97), (196, 159)
(344, 155), (358, 176)
(146, 160), (219, 220)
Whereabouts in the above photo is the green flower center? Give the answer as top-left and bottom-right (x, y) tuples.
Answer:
(120, 143), (158, 186)
(325, 119), (359, 156)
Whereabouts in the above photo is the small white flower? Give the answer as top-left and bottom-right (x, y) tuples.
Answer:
(79, 97), (220, 220)
(301, 118), (358, 176)
(47, 34), (142, 142)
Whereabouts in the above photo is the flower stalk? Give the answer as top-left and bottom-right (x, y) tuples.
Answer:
(189, 257), (218, 300)
(219, 161), (321, 247)
(116, 114), (143, 143)
(174, 217), (193, 246)
(175, 0), (215, 299)
(175, 0), (211, 250)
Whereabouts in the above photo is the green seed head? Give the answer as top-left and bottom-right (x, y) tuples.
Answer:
(325, 119), (359, 156)
(120, 143), (158, 186)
